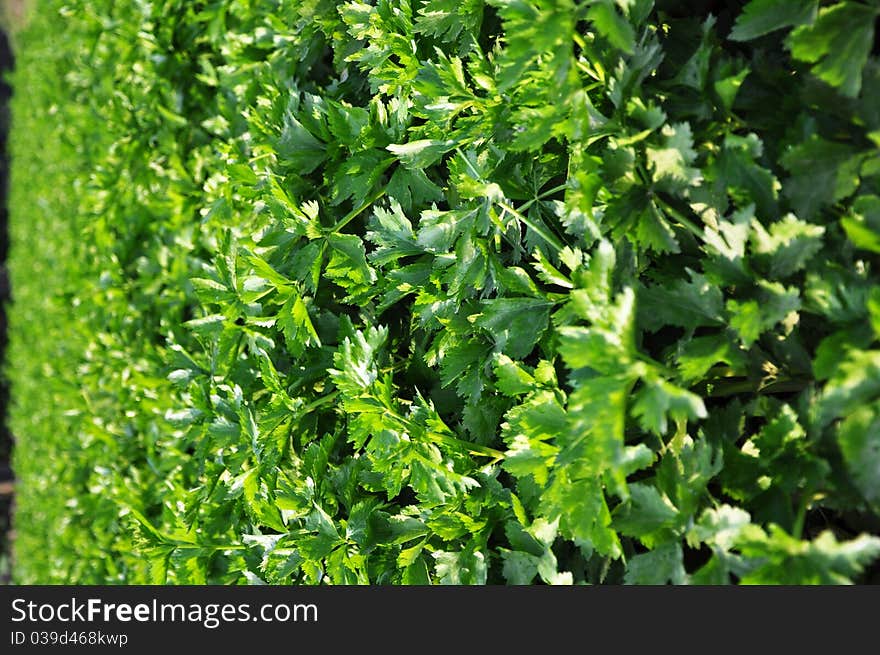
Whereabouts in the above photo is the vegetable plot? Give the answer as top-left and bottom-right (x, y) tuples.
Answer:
(7, 0), (880, 584)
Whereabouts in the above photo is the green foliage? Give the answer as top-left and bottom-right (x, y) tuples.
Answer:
(7, 0), (880, 585)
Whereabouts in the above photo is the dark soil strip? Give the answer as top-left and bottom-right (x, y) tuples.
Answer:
(0, 26), (13, 585)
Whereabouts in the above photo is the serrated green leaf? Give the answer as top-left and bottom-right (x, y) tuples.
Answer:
(781, 135), (862, 219)
(475, 297), (552, 358)
(841, 195), (880, 253)
(387, 139), (456, 169)
(493, 354), (537, 396)
(614, 483), (680, 539)
(730, 0), (817, 41)
(737, 526), (880, 584)
(786, 2), (878, 97)
(587, 0), (635, 55)
(623, 543), (687, 584)
(837, 404), (880, 508)
(751, 214), (825, 279)
(639, 270), (725, 332)
(630, 376), (707, 436)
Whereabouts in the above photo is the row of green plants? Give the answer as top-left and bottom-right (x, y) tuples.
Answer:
(7, 0), (880, 583)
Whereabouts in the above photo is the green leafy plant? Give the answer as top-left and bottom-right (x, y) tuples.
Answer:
(7, 0), (880, 584)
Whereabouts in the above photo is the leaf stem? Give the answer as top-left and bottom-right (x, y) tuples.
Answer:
(703, 376), (811, 397)
(329, 189), (387, 234)
(389, 412), (505, 460)
(510, 182), (571, 218)
(300, 391), (340, 415)
(793, 494), (810, 539)
(652, 194), (704, 239)
(497, 201), (567, 252)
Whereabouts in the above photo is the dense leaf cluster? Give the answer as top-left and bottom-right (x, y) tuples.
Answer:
(7, 0), (880, 583)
